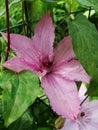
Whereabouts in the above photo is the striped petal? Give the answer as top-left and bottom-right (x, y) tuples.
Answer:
(32, 13), (55, 59)
(41, 74), (80, 120)
(53, 36), (75, 65)
(53, 60), (91, 83)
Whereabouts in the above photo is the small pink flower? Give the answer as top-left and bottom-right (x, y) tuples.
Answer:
(1, 13), (91, 120)
(59, 85), (98, 130)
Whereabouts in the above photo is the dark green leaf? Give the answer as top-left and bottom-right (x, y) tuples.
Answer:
(68, 14), (98, 96)
(8, 109), (33, 130)
(76, 0), (98, 13)
(33, 99), (50, 123)
(0, 100), (5, 129)
(37, 127), (52, 130)
(0, 70), (40, 127)
(41, 0), (58, 2)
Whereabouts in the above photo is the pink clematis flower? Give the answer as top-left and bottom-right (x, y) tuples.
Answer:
(59, 84), (98, 130)
(1, 13), (91, 120)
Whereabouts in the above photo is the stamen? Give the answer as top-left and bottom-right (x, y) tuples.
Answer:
(41, 61), (53, 72)
(80, 112), (85, 117)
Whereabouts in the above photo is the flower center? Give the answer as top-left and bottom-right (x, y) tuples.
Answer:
(80, 112), (85, 117)
(78, 111), (85, 120)
(41, 61), (53, 73)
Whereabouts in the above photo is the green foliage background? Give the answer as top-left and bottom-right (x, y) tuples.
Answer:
(0, 0), (98, 130)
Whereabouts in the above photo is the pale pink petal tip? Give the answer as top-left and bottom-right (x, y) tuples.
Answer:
(2, 57), (38, 73)
(2, 58), (26, 73)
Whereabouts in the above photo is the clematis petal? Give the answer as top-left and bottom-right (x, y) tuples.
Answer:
(79, 83), (87, 102)
(59, 119), (79, 130)
(53, 60), (91, 83)
(2, 57), (40, 73)
(83, 124), (98, 130)
(32, 13), (55, 59)
(53, 36), (75, 65)
(82, 100), (98, 109)
(41, 74), (80, 120)
(82, 100), (98, 125)
(1, 33), (40, 64)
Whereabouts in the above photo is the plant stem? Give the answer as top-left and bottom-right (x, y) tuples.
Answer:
(22, 1), (27, 35)
(80, 95), (89, 106)
(88, 7), (92, 20)
(5, 0), (10, 61)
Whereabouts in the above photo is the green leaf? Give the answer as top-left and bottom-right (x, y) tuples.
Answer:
(65, 0), (80, 12)
(0, 100), (5, 129)
(41, 0), (58, 2)
(8, 108), (33, 130)
(0, 0), (21, 16)
(68, 14), (98, 96)
(0, 70), (40, 127)
(37, 127), (51, 130)
(33, 98), (50, 123)
(76, 0), (98, 13)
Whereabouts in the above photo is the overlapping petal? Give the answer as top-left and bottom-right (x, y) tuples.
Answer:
(41, 74), (80, 120)
(53, 60), (91, 83)
(3, 57), (40, 73)
(32, 13), (55, 59)
(53, 36), (75, 65)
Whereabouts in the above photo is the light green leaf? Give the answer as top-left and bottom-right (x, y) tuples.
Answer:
(65, 0), (79, 12)
(0, 70), (40, 127)
(68, 14), (98, 96)
(76, 0), (98, 13)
